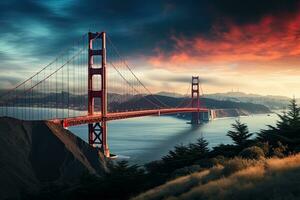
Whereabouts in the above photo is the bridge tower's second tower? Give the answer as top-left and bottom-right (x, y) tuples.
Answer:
(87, 32), (110, 157)
(191, 76), (200, 124)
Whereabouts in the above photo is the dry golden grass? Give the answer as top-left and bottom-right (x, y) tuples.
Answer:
(132, 154), (300, 200)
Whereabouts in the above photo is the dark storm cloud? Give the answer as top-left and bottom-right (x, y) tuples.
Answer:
(97, 0), (300, 56)
(210, 0), (300, 24)
(0, 0), (79, 61)
(0, 0), (299, 60)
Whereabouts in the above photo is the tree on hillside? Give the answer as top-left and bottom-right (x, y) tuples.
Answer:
(146, 138), (211, 174)
(162, 138), (209, 165)
(272, 98), (300, 131)
(161, 145), (193, 170)
(189, 138), (209, 157)
(287, 98), (300, 124)
(258, 98), (300, 148)
(227, 120), (252, 147)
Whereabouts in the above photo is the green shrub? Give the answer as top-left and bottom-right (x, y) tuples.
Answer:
(272, 141), (288, 158)
(222, 157), (258, 176)
(239, 146), (265, 160)
(293, 146), (300, 153)
(211, 144), (240, 158)
(209, 155), (226, 166)
(255, 142), (271, 157)
(171, 165), (202, 179)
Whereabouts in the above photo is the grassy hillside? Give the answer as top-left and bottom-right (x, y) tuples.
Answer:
(132, 154), (300, 200)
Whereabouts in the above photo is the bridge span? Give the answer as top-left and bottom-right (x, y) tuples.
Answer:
(0, 31), (210, 157)
(54, 107), (210, 127)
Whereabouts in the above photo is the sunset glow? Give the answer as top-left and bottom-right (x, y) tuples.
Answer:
(136, 10), (300, 97)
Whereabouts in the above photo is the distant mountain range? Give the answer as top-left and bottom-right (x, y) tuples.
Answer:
(0, 90), (271, 116)
(110, 94), (270, 116)
(156, 91), (292, 110)
(156, 92), (186, 98)
(0, 89), (292, 110)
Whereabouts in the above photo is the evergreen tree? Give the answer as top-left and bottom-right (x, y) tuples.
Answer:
(159, 138), (210, 172)
(271, 98), (300, 131)
(162, 145), (191, 163)
(189, 138), (209, 157)
(285, 98), (300, 127)
(257, 98), (300, 153)
(227, 120), (252, 147)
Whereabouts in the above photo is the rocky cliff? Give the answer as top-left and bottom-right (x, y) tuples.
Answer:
(0, 117), (107, 199)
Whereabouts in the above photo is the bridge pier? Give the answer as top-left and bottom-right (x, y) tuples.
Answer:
(88, 31), (110, 157)
(88, 121), (110, 157)
(199, 111), (211, 121)
(191, 112), (200, 124)
(191, 76), (200, 125)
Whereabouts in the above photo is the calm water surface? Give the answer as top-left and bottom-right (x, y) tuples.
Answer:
(70, 113), (280, 164)
(0, 107), (280, 164)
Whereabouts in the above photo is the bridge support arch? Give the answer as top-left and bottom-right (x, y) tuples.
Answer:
(88, 32), (110, 157)
(191, 76), (200, 124)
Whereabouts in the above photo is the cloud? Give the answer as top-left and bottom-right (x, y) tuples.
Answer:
(146, 11), (300, 72)
(210, 0), (300, 24)
(0, 0), (300, 96)
(0, 0), (299, 61)
(0, 75), (22, 89)
(146, 73), (238, 87)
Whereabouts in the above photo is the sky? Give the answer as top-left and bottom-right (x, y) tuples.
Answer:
(0, 0), (300, 97)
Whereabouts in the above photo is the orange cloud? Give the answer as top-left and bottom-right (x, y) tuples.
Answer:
(147, 12), (300, 73)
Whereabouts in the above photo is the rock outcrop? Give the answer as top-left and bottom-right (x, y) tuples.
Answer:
(0, 117), (107, 199)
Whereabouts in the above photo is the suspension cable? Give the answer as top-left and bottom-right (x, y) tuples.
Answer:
(175, 84), (191, 108)
(0, 33), (88, 100)
(1, 32), (101, 108)
(109, 61), (162, 109)
(106, 35), (170, 108)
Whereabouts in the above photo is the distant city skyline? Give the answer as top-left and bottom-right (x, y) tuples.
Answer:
(0, 0), (300, 98)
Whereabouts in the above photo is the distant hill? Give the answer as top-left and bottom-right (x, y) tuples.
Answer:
(110, 95), (271, 116)
(156, 92), (186, 98)
(203, 92), (291, 110)
(1, 91), (270, 116)
(155, 91), (291, 110)
(0, 89), (294, 110)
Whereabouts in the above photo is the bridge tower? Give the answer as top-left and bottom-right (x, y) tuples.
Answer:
(87, 32), (110, 157)
(191, 76), (200, 124)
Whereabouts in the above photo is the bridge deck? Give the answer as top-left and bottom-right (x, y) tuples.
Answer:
(53, 107), (209, 127)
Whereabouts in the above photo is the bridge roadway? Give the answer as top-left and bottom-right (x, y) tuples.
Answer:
(52, 107), (209, 127)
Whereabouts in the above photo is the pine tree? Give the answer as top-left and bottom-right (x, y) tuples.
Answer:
(189, 138), (209, 157)
(286, 98), (300, 127)
(161, 138), (210, 171)
(262, 98), (300, 138)
(162, 145), (191, 162)
(258, 98), (300, 148)
(227, 120), (252, 147)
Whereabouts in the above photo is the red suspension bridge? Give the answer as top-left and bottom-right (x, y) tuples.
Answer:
(0, 32), (212, 157)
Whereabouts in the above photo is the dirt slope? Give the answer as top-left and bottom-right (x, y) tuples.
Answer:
(0, 117), (107, 200)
